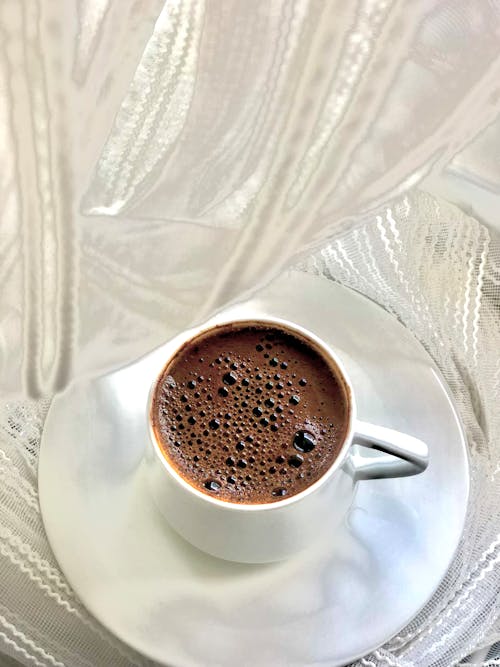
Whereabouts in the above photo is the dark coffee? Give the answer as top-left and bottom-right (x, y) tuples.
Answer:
(151, 324), (349, 504)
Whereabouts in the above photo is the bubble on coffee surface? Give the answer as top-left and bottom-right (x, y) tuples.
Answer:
(151, 325), (348, 504)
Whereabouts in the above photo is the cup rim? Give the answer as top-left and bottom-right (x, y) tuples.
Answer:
(147, 315), (355, 512)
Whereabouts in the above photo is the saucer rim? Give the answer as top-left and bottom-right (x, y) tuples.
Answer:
(39, 272), (469, 667)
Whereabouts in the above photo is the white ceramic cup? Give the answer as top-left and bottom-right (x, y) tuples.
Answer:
(146, 316), (429, 563)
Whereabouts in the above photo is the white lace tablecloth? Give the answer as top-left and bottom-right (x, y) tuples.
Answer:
(1, 2), (500, 665)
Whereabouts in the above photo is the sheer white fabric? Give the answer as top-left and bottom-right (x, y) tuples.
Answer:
(1, 1), (499, 665)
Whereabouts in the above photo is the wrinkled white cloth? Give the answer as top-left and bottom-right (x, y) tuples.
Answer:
(1, 1), (500, 665)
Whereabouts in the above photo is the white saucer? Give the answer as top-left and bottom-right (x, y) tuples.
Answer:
(39, 272), (469, 667)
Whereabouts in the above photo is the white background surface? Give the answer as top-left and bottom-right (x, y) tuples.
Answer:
(1, 1), (500, 665)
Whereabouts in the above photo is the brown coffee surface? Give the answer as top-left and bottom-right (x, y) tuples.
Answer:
(151, 324), (349, 504)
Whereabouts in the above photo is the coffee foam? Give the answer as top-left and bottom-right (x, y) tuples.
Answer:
(151, 325), (348, 504)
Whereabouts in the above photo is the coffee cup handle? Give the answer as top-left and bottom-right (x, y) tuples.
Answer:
(347, 420), (429, 481)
